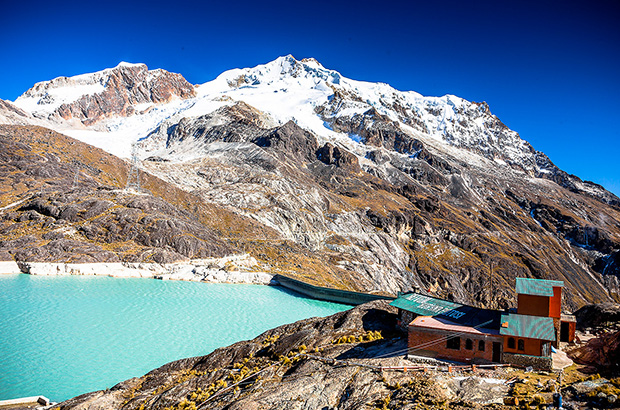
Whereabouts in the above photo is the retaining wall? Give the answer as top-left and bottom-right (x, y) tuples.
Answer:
(273, 274), (394, 305)
(0, 261), (21, 274)
(503, 352), (553, 371)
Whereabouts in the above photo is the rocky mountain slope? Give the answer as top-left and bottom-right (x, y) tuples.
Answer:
(0, 124), (252, 264)
(3, 56), (620, 309)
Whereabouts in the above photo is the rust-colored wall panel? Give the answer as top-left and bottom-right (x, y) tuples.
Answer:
(549, 286), (562, 318)
(517, 294), (550, 317)
(408, 327), (499, 363)
(502, 336), (542, 356)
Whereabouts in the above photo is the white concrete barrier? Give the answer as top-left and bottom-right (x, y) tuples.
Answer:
(14, 254), (273, 285)
(0, 260), (21, 274)
(0, 395), (50, 407)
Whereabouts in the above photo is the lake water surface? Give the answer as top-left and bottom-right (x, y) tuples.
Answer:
(0, 274), (350, 402)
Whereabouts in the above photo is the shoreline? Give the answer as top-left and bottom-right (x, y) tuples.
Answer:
(1, 258), (395, 306)
(0, 254), (274, 285)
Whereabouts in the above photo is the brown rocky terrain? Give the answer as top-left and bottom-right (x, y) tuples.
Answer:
(50, 300), (619, 410)
(570, 331), (620, 376)
(569, 303), (620, 376)
(0, 124), (255, 263)
(139, 101), (620, 310)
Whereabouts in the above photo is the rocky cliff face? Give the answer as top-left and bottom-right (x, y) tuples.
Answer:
(14, 63), (195, 125)
(5, 56), (620, 309)
(136, 98), (620, 310)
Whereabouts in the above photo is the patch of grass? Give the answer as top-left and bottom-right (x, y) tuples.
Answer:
(332, 330), (383, 345)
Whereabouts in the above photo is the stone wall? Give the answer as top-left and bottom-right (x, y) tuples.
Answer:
(503, 352), (552, 371)
(397, 310), (417, 332)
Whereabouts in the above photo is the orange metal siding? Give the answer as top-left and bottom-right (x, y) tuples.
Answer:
(549, 286), (562, 318)
(517, 294), (550, 317)
(503, 336), (543, 356)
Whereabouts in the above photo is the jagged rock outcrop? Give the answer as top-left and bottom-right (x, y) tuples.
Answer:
(316, 142), (361, 172)
(4, 191), (232, 263)
(569, 330), (620, 374)
(574, 303), (620, 330)
(14, 63), (195, 125)
(254, 120), (319, 162)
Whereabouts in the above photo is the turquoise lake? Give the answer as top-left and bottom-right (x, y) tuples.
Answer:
(0, 274), (350, 402)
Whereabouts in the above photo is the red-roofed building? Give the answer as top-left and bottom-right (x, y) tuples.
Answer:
(407, 316), (503, 364)
(391, 277), (574, 370)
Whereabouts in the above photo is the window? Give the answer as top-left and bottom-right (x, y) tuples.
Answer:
(518, 339), (525, 351)
(478, 340), (485, 351)
(447, 336), (460, 350)
(508, 337), (515, 349)
(465, 339), (473, 350)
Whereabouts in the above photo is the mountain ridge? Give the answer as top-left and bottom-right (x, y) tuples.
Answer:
(2, 56), (620, 310)
(8, 56), (617, 206)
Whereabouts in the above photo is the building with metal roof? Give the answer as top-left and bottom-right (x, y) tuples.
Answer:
(391, 277), (571, 370)
(514, 277), (575, 345)
(391, 292), (500, 329)
(515, 277), (564, 297)
(499, 313), (555, 341)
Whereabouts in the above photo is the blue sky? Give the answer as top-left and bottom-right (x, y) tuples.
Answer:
(2, 0), (619, 196)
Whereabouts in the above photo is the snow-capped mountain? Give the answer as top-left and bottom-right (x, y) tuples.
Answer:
(11, 62), (195, 157)
(10, 55), (614, 205)
(15, 62), (195, 121)
(15, 56), (521, 162)
(4, 55), (620, 308)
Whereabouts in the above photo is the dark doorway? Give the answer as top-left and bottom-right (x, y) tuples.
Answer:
(492, 342), (501, 362)
(560, 322), (570, 342)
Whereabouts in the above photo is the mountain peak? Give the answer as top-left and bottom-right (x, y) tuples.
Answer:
(114, 61), (146, 69)
(8, 57), (618, 207)
(14, 62), (195, 125)
(219, 55), (342, 90)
